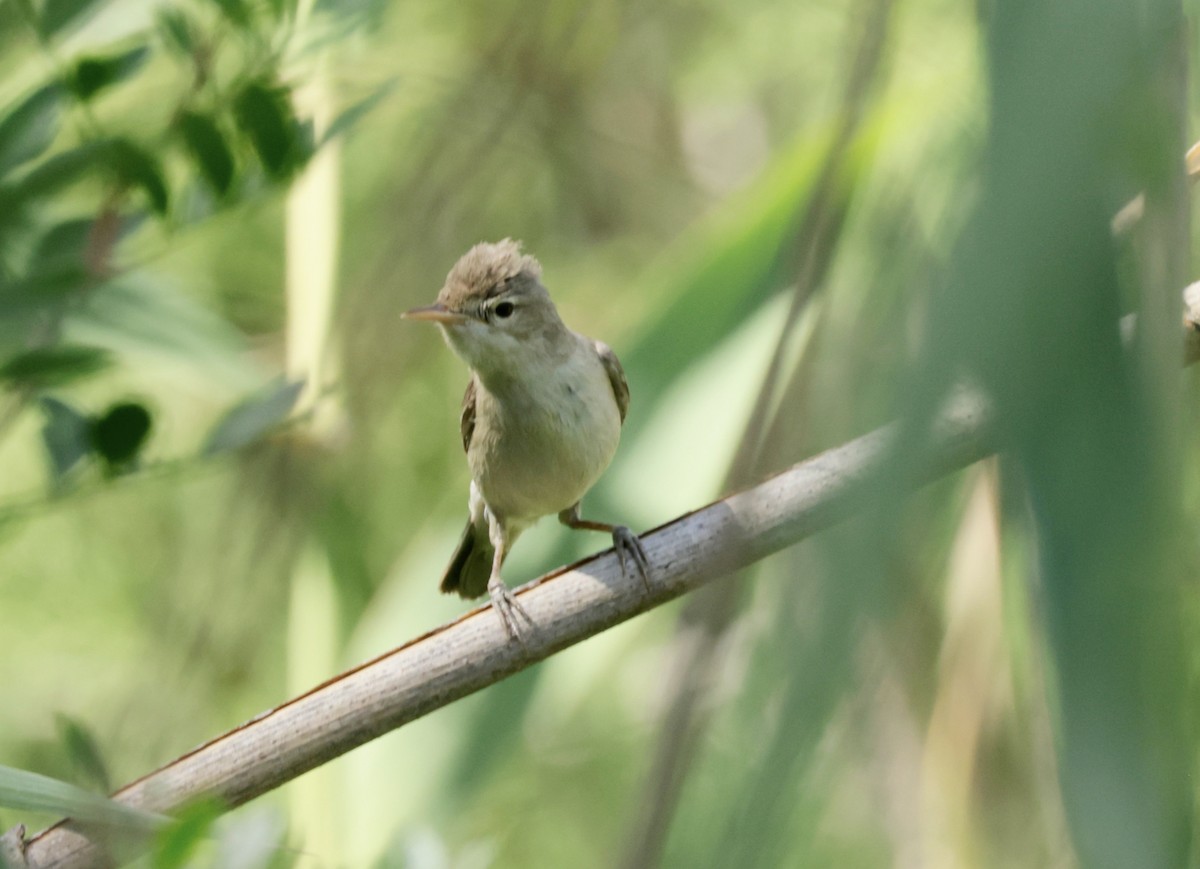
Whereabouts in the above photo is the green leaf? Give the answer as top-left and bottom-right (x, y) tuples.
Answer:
(107, 139), (169, 215)
(26, 218), (99, 292)
(11, 0), (37, 25)
(40, 394), (92, 480)
(263, 0), (289, 23)
(67, 45), (151, 102)
(0, 344), (112, 387)
(4, 264), (89, 301)
(152, 797), (224, 869)
(175, 176), (219, 224)
(38, 0), (106, 40)
(0, 291), (62, 350)
(203, 378), (304, 455)
(6, 139), (168, 213)
(316, 490), (376, 633)
(156, 6), (197, 56)
(64, 275), (252, 386)
(313, 0), (385, 30)
(206, 0), (250, 25)
(613, 122), (880, 444)
(31, 217), (93, 269)
(4, 214), (143, 308)
(178, 111), (235, 196)
(56, 714), (112, 793)
(28, 212), (145, 281)
(5, 139), (111, 204)
(318, 82), (393, 146)
(0, 84), (62, 178)
(233, 82), (304, 180)
(0, 763), (161, 832)
(90, 400), (152, 469)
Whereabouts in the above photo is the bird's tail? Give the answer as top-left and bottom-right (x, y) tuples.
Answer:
(440, 519), (494, 599)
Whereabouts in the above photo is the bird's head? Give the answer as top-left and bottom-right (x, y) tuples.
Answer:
(404, 239), (565, 374)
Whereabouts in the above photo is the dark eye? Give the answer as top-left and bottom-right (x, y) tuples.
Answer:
(494, 301), (515, 319)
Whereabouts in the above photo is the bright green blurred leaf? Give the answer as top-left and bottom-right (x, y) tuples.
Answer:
(178, 111), (235, 196)
(206, 0), (250, 26)
(0, 84), (62, 178)
(316, 490), (377, 633)
(0, 764), (159, 831)
(65, 275), (251, 384)
(67, 45), (152, 102)
(55, 714), (112, 794)
(38, 0), (106, 39)
(203, 378), (304, 455)
(156, 6), (198, 56)
(616, 129), (843, 443)
(5, 139), (111, 203)
(40, 395), (92, 480)
(319, 82), (394, 146)
(263, 0), (289, 23)
(151, 797), (223, 869)
(0, 344), (112, 387)
(313, 0), (385, 30)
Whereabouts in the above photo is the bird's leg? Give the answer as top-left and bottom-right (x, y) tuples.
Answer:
(558, 503), (651, 592)
(485, 508), (532, 644)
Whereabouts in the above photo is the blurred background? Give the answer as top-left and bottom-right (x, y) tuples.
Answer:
(0, 0), (1197, 865)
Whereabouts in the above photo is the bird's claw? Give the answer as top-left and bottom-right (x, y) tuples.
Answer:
(612, 525), (652, 593)
(488, 577), (533, 647)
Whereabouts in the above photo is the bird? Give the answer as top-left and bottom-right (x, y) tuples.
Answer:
(404, 239), (650, 641)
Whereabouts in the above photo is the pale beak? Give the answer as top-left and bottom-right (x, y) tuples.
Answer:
(403, 303), (469, 325)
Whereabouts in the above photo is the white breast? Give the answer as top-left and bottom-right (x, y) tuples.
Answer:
(469, 343), (622, 524)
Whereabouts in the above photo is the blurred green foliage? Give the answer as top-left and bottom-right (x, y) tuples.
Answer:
(0, 0), (342, 491)
(1, 0), (1198, 866)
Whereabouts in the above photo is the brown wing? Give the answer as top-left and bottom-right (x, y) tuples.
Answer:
(460, 377), (477, 452)
(594, 340), (630, 424)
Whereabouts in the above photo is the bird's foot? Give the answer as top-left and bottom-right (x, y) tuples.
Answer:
(488, 576), (533, 647)
(612, 525), (652, 593)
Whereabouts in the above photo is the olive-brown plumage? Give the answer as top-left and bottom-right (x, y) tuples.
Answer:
(404, 240), (649, 640)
